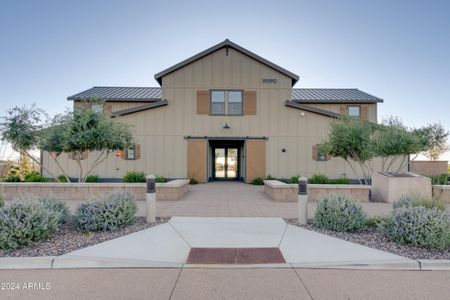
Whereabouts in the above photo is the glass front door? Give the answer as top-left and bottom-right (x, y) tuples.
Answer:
(214, 147), (238, 180)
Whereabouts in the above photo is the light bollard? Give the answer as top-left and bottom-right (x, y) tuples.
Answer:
(298, 177), (308, 225)
(146, 175), (156, 223)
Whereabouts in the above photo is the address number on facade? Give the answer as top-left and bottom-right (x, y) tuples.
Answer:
(262, 78), (277, 84)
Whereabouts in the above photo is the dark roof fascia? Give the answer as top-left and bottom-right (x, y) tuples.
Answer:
(292, 99), (383, 104)
(285, 101), (340, 118)
(111, 100), (168, 117)
(69, 98), (161, 102)
(154, 39), (299, 86)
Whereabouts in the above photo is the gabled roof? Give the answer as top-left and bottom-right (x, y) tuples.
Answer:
(111, 100), (168, 117)
(285, 101), (340, 118)
(292, 88), (383, 103)
(154, 39), (300, 86)
(67, 86), (161, 102)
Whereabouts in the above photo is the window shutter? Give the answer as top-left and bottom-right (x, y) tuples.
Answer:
(243, 91), (257, 115)
(135, 144), (141, 159)
(361, 104), (368, 120)
(104, 103), (113, 114)
(197, 90), (210, 115)
(340, 104), (347, 116)
(312, 144), (318, 161)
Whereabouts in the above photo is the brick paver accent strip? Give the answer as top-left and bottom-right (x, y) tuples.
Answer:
(186, 248), (285, 264)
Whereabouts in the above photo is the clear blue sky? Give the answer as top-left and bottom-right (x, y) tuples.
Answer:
(0, 0), (449, 132)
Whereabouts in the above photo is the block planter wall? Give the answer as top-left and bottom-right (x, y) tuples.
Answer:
(433, 185), (450, 203)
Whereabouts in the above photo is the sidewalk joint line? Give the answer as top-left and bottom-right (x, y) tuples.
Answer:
(168, 222), (192, 248)
(291, 264), (314, 300)
(277, 222), (289, 248)
(168, 264), (184, 300)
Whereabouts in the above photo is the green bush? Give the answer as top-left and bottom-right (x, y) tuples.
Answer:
(2, 175), (21, 182)
(85, 175), (99, 183)
(393, 195), (446, 211)
(57, 175), (69, 182)
(189, 178), (198, 185)
(365, 215), (385, 228)
(0, 190), (4, 207)
(156, 176), (167, 183)
(266, 175), (275, 180)
(314, 194), (367, 232)
(251, 177), (264, 185)
(0, 201), (60, 250)
(23, 171), (48, 182)
(290, 175), (300, 184)
(383, 207), (450, 250)
(309, 174), (329, 184)
(430, 174), (448, 185)
(328, 177), (350, 184)
(38, 196), (70, 224)
(123, 171), (146, 183)
(75, 190), (137, 232)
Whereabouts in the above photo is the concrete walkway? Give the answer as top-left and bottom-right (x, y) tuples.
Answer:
(156, 182), (395, 218)
(53, 217), (417, 269)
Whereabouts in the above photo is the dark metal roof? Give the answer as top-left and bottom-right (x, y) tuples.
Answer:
(285, 101), (340, 118)
(111, 100), (168, 117)
(154, 39), (300, 86)
(292, 88), (383, 103)
(67, 87), (161, 101)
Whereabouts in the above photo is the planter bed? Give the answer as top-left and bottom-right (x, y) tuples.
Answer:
(285, 218), (450, 260)
(0, 217), (169, 257)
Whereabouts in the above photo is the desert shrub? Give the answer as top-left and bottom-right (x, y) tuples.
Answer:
(328, 177), (350, 184)
(189, 178), (198, 185)
(314, 194), (367, 232)
(309, 174), (329, 184)
(0, 190), (4, 207)
(290, 175), (300, 184)
(2, 175), (21, 182)
(75, 190), (137, 232)
(23, 171), (48, 182)
(123, 171), (146, 183)
(365, 215), (385, 228)
(0, 201), (60, 250)
(38, 196), (70, 224)
(393, 195), (446, 211)
(57, 175), (69, 182)
(85, 175), (99, 183)
(430, 174), (448, 185)
(251, 177), (264, 185)
(383, 207), (450, 250)
(156, 176), (167, 183)
(266, 175), (275, 180)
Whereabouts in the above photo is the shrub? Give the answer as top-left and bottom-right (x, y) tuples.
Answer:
(155, 176), (167, 183)
(0, 201), (60, 250)
(2, 175), (21, 182)
(0, 190), (4, 207)
(328, 177), (350, 184)
(394, 195), (446, 211)
(266, 175), (275, 180)
(23, 171), (48, 182)
(314, 194), (367, 232)
(85, 175), (99, 183)
(189, 178), (198, 185)
(75, 190), (137, 232)
(290, 175), (300, 184)
(430, 174), (448, 185)
(309, 174), (329, 184)
(251, 177), (264, 185)
(38, 196), (70, 224)
(365, 215), (385, 228)
(383, 207), (450, 250)
(57, 175), (69, 182)
(123, 171), (146, 183)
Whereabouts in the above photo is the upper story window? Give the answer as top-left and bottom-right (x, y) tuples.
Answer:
(126, 144), (136, 160)
(348, 106), (360, 118)
(91, 103), (104, 113)
(210, 90), (242, 115)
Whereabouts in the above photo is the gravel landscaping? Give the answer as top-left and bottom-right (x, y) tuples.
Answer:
(286, 218), (450, 260)
(0, 217), (170, 257)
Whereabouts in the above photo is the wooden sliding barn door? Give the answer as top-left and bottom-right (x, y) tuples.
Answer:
(187, 139), (208, 183)
(245, 140), (266, 183)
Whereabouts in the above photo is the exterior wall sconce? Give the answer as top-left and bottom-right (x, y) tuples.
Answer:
(223, 122), (230, 129)
(282, 148), (287, 153)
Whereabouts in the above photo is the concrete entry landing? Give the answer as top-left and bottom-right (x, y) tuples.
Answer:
(53, 217), (418, 270)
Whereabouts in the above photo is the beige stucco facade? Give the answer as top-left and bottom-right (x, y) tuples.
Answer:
(42, 41), (406, 182)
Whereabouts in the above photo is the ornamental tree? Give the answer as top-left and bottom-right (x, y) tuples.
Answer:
(1, 103), (134, 182)
(420, 123), (449, 161)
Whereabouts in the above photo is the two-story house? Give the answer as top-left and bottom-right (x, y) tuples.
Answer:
(42, 39), (402, 182)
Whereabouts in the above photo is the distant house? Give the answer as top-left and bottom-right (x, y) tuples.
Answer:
(42, 39), (405, 182)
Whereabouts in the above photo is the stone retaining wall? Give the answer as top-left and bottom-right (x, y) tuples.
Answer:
(432, 185), (450, 203)
(410, 160), (448, 176)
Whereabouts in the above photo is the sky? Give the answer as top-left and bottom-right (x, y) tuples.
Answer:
(0, 0), (449, 160)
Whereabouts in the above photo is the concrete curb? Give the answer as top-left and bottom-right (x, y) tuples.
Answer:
(2, 256), (450, 271)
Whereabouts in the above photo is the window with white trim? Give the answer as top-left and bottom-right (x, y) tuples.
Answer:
(348, 106), (360, 118)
